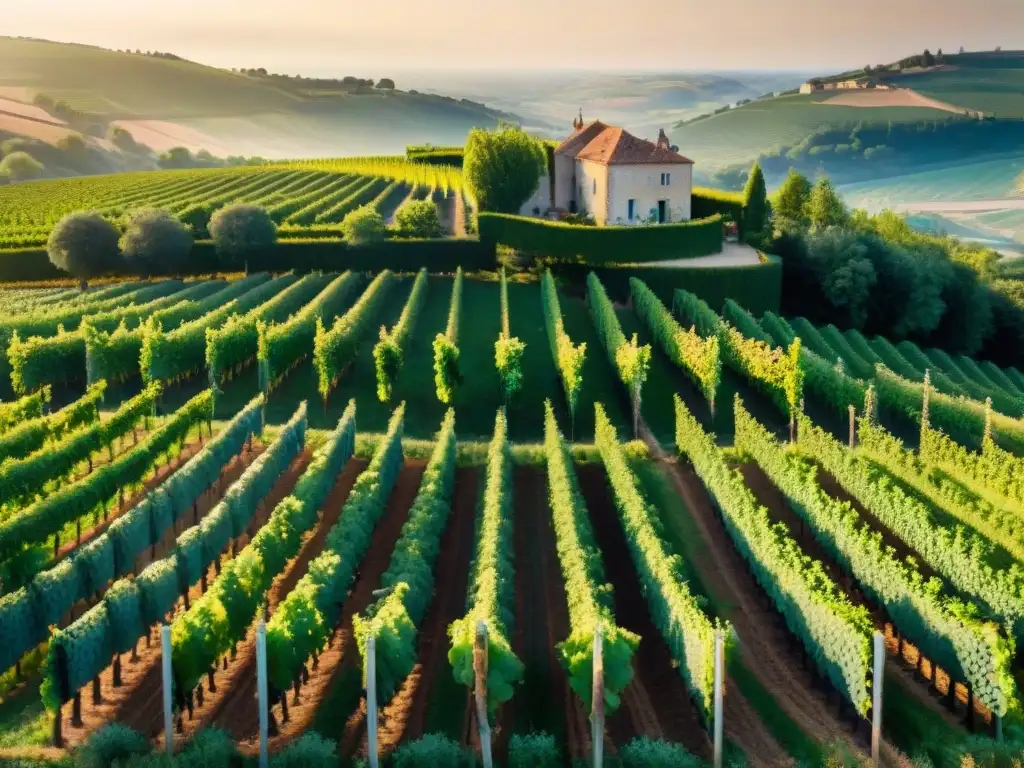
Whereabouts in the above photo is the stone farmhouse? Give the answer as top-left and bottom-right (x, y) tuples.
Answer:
(520, 112), (695, 226)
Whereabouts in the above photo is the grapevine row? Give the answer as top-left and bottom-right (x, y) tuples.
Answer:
(447, 410), (523, 711)
(735, 401), (1014, 716)
(374, 268), (428, 403)
(354, 408), (458, 702)
(673, 394), (874, 715)
(314, 270), (395, 400)
(433, 267), (463, 404)
(543, 401), (638, 711)
(258, 271), (363, 392)
(266, 403), (403, 691)
(540, 270), (586, 429)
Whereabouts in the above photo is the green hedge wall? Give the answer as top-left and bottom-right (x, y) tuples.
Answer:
(691, 187), (745, 232)
(0, 239), (494, 282)
(477, 213), (724, 264)
(552, 254), (781, 316)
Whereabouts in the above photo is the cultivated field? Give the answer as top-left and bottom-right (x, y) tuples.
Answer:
(1, 269), (1023, 766)
(0, 162), (457, 249)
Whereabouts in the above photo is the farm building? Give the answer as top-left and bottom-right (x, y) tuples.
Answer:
(540, 112), (694, 225)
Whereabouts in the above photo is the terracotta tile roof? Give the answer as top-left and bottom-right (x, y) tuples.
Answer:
(554, 120), (609, 157)
(576, 126), (694, 165)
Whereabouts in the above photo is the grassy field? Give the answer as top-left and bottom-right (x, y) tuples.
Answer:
(887, 53), (1024, 117)
(670, 93), (952, 170)
(840, 154), (1024, 207)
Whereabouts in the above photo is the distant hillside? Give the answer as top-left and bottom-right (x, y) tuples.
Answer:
(0, 37), (520, 159)
(672, 49), (1024, 176)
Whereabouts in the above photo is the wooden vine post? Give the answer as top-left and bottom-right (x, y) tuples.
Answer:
(713, 627), (724, 768)
(474, 621), (494, 768)
(848, 405), (856, 449)
(592, 624), (604, 768)
(256, 620), (269, 768)
(871, 631), (884, 765)
(161, 624), (174, 756)
(367, 633), (379, 768)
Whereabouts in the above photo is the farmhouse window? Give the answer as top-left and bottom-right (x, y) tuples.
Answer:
(660, 172), (671, 186)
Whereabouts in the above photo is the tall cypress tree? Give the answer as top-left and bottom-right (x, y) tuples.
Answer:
(742, 162), (770, 245)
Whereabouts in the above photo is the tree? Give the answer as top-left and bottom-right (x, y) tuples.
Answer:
(741, 162), (770, 244)
(808, 177), (849, 230)
(208, 204), (277, 269)
(56, 134), (87, 156)
(959, 46), (966, 54)
(463, 124), (546, 213)
(0, 152), (44, 182)
(922, 49), (935, 67)
(772, 169), (813, 232)
(376, 78), (396, 90)
(158, 147), (194, 169)
(119, 209), (194, 275)
(393, 199), (442, 238)
(32, 93), (55, 112)
(340, 205), (385, 244)
(107, 125), (145, 154)
(47, 212), (119, 289)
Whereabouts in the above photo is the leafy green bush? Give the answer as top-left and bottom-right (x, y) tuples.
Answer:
(269, 733), (336, 768)
(119, 209), (194, 276)
(79, 724), (150, 768)
(433, 267), (463, 404)
(374, 269), (427, 402)
(507, 732), (560, 768)
(340, 205), (385, 244)
(391, 734), (477, 767)
(46, 211), (119, 285)
(393, 199), (442, 238)
(619, 737), (704, 768)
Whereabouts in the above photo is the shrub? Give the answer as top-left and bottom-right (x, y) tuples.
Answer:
(0, 151), (44, 182)
(177, 727), (239, 768)
(268, 733), (336, 768)
(508, 732), (560, 768)
(79, 724), (150, 768)
(46, 211), (119, 286)
(208, 203), (277, 263)
(340, 205), (385, 244)
(619, 737), (703, 768)
(178, 203), (219, 239)
(119, 208), (194, 275)
(393, 199), (442, 238)
(391, 734), (476, 767)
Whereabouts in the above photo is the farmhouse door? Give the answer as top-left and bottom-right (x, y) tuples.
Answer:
(657, 200), (667, 223)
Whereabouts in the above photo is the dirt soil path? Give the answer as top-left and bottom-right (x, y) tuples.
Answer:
(233, 461), (425, 755)
(55, 441), (272, 747)
(343, 467), (479, 761)
(576, 464), (713, 759)
(503, 465), (591, 765)
(648, 443), (869, 763)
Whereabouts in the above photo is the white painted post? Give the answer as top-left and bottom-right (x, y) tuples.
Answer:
(256, 620), (269, 768)
(474, 621), (493, 768)
(367, 634), (379, 768)
(592, 625), (604, 768)
(161, 625), (173, 756)
(871, 631), (884, 765)
(713, 628), (724, 768)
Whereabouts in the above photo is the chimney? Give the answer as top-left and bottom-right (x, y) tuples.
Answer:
(656, 128), (671, 151)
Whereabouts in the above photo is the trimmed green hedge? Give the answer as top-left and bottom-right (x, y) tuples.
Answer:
(0, 239), (494, 282)
(553, 254), (781, 316)
(477, 213), (723, 264)
(692, 187), (745, 232)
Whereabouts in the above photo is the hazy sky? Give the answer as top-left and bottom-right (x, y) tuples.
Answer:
(6, 0), (1024, 74)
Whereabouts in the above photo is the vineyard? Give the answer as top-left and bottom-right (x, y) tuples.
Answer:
(0, 161), (462, 250)
(3, 270), (1024, 767)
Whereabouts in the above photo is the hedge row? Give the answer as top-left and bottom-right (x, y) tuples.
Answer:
(551, 254), (782, 317)
(0, 239), (496, 283)
(478, 213), (724, 264)
(691, 188), (745, 232)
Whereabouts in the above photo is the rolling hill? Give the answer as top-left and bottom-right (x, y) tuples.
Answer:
(0, 37), (518, 158)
